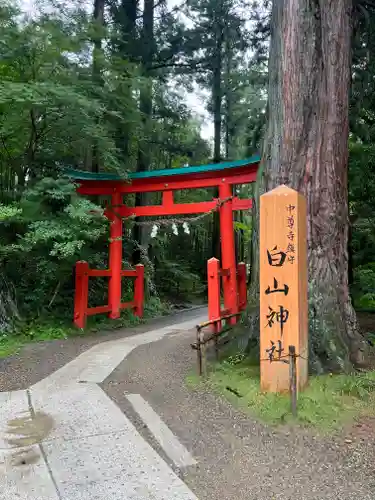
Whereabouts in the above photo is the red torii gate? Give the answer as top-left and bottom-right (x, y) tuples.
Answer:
(67, 155), (260, 329)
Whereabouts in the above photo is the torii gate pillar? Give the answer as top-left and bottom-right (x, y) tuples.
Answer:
(219, 183), (238, 322)
(108, 190), (123, 319)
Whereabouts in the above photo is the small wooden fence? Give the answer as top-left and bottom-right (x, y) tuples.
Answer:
(192, 313), (242, 376)
(73, 261), (144, 328)
(192, 258), (248, 375)
(207, 257), (247, 333)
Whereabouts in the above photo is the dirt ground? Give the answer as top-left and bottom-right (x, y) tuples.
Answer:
(357, 311), (375, 335)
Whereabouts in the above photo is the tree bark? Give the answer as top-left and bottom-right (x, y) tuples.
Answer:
(91, 0), (105, 174)
(211, 4), (224, 260)
(112, 0), (139, 159)
(224, 35), (233, 161)
(256, 0), (368, 370)
(117, 0), (138, 60)
(132, 0), (154, 265)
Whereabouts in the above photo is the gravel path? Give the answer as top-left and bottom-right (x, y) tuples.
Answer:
(103, 328), (375, 500)
(1, 308), (375, 499)
(0, 307), (206, 392)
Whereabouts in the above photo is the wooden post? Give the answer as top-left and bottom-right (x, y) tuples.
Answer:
(237, 262), (247, 311)
(134, 264), (145, 317)
(289, 345), (297, 417)
(200, 328), (207, 377)
(108, 191), (123, 319)
(260, 185), (308, 393)
(207, 257), (221, 333)
(196, 327), (203, 376)
(219, 183), (238, 323)
(74, 261), (89, 328)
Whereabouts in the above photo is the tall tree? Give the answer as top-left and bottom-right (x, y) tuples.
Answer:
(131, 0), (155, 263)
(350, 2), (375, 143)
(254, 0), (369, 370)
(91, 0), (106, 173)
(184, 0), (249, 257)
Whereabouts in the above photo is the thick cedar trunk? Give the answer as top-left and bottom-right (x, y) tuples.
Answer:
(132, 0), (154, 265)
(118, 0), (138, 59)
(224, 36), (233, 161)
(257, 0), (368, 369)
(91, 0), (105, 174)
(223, 39), (243, 261)
(211, 10), (224, 260)
(0, 275), (20, 333)
(213, 57), (222, 164)
(114, 0), (139, 159)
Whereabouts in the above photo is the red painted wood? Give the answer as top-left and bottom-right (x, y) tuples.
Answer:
(162, 190), (174, 207)
(232, 198), (252, 211)
(219, 268), (230, 277)
(120, 269), (138, 277)
(73, 260), (143, 323)
(112, 197), (252, 219)
(117, 200), (218, 217)
(120, 301), (135, 309)
(73, 162), (257, 328)
(76, 165), (258, 196)
(207, 258), (221, 333)
(73, 261), (89, 328)
(87, 304), (111, 316)
(88, 269), (111, 277)
(220, 308), (231, 317)
(134, 264), (145, 317)
(237, 262), (247, 311)
(219, 183), (238, 325)
(108, 191), (123, 320)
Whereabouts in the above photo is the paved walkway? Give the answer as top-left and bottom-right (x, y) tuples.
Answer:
(0, 312), (206, 500)
(1, 308), (375, 499)
(103, 324), (375, 500)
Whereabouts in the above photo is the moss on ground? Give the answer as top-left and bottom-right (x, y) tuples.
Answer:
(0, 297), (170, 358)
(187, 355), (375, 432)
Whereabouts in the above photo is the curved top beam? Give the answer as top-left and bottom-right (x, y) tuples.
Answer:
(65, 155), (261, 182)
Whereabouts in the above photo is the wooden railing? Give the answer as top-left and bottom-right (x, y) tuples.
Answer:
(73, 261), (144, 328)
(207, 257), (247, 333)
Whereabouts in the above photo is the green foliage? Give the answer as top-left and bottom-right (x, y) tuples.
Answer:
(0, 2), (140, 183)
(0, 295), (169, 358)
(348, 143), (375, 312)
(197, 358), (375, 431)
(1, 177), (108, 319)
(234, 220), (252, 245)
(352, 264), (375, 309)
(150, 227), (207, 299)
(350, 1), (375, 143)
(14, 178), (107, 258)
(0, 0), (213, 343)
(0, 204), (21, 220)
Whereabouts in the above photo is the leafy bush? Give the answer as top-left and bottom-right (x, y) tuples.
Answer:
(1, 177), (108, 320)
(352, 264), (375, 309)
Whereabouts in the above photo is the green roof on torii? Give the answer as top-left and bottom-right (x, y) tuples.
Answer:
(64, 155), (261, 182)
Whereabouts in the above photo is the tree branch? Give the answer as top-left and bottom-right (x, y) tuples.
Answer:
(151, 61), (207, 72)
(0, 136), (13, 161)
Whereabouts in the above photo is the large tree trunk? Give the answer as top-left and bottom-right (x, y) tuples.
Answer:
(132, 0), (154, 265)
(113, 0), (139, 160)
(255, 0), (369, 371)
(118, 0), (138, 59)
(211, 7), (224, 260)
(0, 275), (20, 334)
(91, 0), (105, 173)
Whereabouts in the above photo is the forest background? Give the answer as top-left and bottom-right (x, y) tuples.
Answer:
(1, 0), (375, 362)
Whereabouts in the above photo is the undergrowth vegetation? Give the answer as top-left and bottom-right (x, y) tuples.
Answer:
(2, 0), (375, 370)
(188, 355), (375, 432)
(0, 296), (169, 357)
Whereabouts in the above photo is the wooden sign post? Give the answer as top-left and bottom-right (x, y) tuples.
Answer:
(260, 185), (308, 393)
